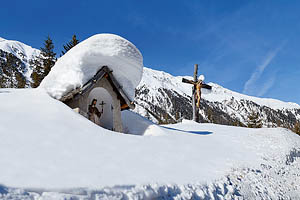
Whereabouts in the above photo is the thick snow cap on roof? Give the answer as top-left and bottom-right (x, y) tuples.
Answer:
(39, 34), (143, 100)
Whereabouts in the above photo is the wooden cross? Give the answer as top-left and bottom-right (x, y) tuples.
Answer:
(99, 101), (106, 113)
(182, 64), (212, 122)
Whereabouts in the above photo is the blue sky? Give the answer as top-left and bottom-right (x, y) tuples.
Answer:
(1, 0), (300, 104)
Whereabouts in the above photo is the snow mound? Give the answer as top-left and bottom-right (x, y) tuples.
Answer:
(0, 88), (164, 188)
(122, 110), (165, 136)
(39, 34), (143, 100)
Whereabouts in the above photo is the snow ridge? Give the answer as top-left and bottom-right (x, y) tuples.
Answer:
(205, 83), (300, 110)
(0, 37), (40, 64)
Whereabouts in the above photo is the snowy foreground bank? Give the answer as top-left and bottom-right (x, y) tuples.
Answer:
(0, 89), (300, 199)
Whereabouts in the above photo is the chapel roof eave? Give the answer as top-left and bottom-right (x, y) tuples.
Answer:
(59, 66), (135, 110)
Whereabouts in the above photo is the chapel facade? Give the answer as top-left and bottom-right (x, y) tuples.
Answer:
(59, 66), (135, 132)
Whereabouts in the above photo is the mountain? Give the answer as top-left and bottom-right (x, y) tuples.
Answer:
(0, 37), (40, 87)
(1, 37), (300, 133)
(134, 67), (300, 132)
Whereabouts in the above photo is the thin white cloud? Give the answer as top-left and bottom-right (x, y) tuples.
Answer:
(257, 74), (276, 97)
(243, 44), (284, 95)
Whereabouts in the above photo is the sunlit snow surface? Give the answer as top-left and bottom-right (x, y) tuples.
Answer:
(39, 34), (143, 101)
(0, 89), (300, 199)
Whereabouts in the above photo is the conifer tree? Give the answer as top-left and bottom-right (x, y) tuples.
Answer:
(30, 55), (43, 88)
(61, 35), (79, 56)
(164, 112), (169, 124)
(293, 121), (300, 135)
(15, 71), (26, 88)
(175, 111), (180, 122)
(41, 36), (56, 76)
(247, 111), (262, 128)
(31, 36), (56, 88)
(207, 107), (213, 122)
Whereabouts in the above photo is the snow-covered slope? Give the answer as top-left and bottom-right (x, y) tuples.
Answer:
(134, 67), (300, 128)
(0, 37), (40, 80)
(0, 88), (300, 199)
(140, 67), (300, 110)
(205, 83), (300, 110)
(0, 37), (40, 63)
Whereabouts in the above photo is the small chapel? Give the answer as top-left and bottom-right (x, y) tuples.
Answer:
(59, 66), (135, 133)
(38, 33), (144, 133)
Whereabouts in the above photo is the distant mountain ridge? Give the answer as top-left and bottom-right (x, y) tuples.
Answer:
(134, 67), (300, 131)
(0, 37), (40, 86)
(0, 37), (40, 64)
(1, 37), (299, 132)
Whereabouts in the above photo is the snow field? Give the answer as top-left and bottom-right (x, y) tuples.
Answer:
(0, 89), (300, 199)
(1, 154), (300, 199)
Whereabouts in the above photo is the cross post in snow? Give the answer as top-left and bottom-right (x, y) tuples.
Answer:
(182, 64), (212, 122)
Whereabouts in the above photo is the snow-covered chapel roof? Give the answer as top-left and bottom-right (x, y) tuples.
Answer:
(39, 33), (144, 101)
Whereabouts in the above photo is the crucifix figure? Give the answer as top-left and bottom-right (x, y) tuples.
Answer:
(182, 64), (212, 122)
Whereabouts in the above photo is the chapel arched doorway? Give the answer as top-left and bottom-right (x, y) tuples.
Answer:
(87, 87), (114, 130)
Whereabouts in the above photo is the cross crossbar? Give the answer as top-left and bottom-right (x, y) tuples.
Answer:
(182, 78), (212, 89)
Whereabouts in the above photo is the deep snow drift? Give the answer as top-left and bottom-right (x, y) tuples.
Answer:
(39, 34), (143, 100)
(0, 89), (300, 199)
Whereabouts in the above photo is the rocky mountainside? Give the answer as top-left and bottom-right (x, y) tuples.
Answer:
(0, 37), (40, 87)
(134, 67), (300, 131)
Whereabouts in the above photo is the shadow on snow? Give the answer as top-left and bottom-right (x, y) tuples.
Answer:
(0, 91), (10, 94)
(161, 126), (213, 135)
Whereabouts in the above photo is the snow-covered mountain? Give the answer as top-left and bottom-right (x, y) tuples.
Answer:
(1, 37), (300, 132)
(134, 67), (300, 131)
(0, 37), (40, 65)
(0, 37), (40, 86)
